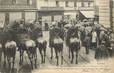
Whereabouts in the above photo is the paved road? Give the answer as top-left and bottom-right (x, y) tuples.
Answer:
(0, 31), (113, 73)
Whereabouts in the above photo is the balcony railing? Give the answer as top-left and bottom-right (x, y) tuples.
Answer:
(78, 7), (94, 10)
(39, 6), (94, 11)
(40, 7), (64, 11)
(0, 4), (36, 10)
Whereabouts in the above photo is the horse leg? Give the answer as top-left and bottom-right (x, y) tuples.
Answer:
(34, 48), (37, 68)
(12, 56), (15, 70)
(19, 50), (24, 65)
(34, 53), (37, 68)
(75, 51), (78, 64)
(43, 48), (46, 63)
(7, 57), (11, 70)
(0, 49), (2, 67)
(50, 47), (53, 59)
(3, 54), (6, 67)
(71, 49), (74, 64)
(28, 52), (33, 69)
(39, 48), (43, 63)
(55, 49), (59, 66)
(69, 47), (71, 59)
(61, 49), (63, 65)
(86, 46), (89, 54)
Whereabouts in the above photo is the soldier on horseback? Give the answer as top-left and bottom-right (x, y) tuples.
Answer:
(66, 25), (80, 64)
(49, 21), (65, 65)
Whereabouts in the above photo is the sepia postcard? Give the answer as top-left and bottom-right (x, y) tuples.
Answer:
(0, 0), (114, 73)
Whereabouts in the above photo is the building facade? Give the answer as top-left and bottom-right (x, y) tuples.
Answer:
(111, 0), (114, 32)
(37, 0), (95, 25)
(99, 0), (111, 28)
(0, 0), (37, 28)
(98, 0), (114, 32)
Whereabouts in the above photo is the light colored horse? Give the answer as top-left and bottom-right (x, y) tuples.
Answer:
(4, 41), (17, 70)
(25, 39), (37, 69)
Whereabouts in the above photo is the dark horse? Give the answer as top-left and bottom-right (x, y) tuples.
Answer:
(31, 25), (47, 64)
(66, 26), (80, 64)
(36, 37), (47, 63)
(53, 36), (64, 65)
(1, 28), (17, 71)
(49, 27), (64, 65)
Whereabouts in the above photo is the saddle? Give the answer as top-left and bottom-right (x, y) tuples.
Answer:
(25, 40), (36, 48)
(53, 38), (63, 44)
(5, 41), (17, 48)
(0, 44), (2, 48)
(70, 37), (80, 43)
(37, 37), (45, 43)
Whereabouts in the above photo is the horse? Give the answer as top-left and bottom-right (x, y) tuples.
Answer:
(69, 37), (80, 64)
(66, 26), (79, 59)
(53, 36), (64, 65)
(4, 40), (17, 70)
(49, 26), (64, 65)
(36, 37), (47, 63)
(25, 39), (37, 69)
(17, 34), (29, 66)
(0, 43), (2, 67)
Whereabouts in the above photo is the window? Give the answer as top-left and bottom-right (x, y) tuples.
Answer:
(88, 2), (90, 7)
(65, 1), (69, 7)
(12, 0), (16, 4)
(81, 2), (84, 7)
(27, 0), (32, 5)
(74, 2), (77, 7)
(56, 1), (59, 7)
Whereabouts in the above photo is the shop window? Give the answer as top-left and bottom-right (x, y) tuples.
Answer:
(5, 13), (9, 25)
(65, 1), (69, 7)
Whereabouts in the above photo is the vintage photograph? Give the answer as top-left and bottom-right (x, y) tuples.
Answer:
(0, 0), (114, 73)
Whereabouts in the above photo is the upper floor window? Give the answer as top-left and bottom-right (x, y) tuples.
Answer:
(74, 2), (77, 7)
(56, 1), (59, 7)
(12, 0), (16, 4)
(27, 0), (32, 5)
(88, 2), (91, 7)
(65, 1), (69, 7)
(81, 2), (84, 7)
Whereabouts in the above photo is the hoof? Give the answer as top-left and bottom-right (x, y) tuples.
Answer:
(75, 61), (78, 64)
(35, 65), (37, 69)
(19, 62), (22, 66)
(41, 61), (43, 64)
(71, 61), (73, 64)
(50, 57), (53, 60)
(69, 56), (70, 59)
(56, 63), (59, 66)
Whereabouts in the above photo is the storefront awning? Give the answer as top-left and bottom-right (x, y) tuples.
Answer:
(80, 11), (95, 18)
